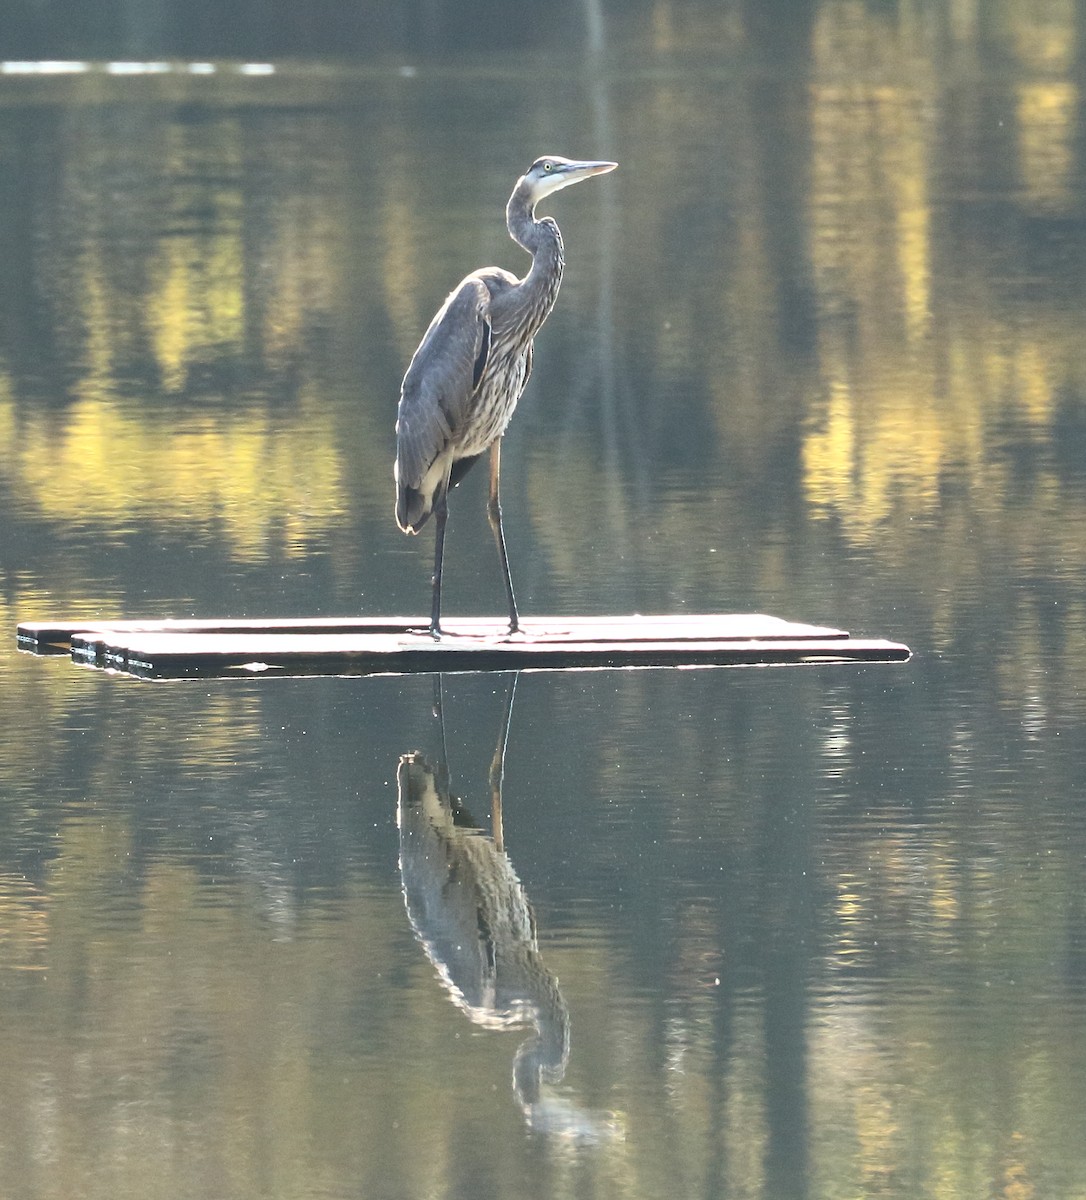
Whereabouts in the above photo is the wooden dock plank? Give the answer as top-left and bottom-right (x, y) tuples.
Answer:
(88, 635), (908, 679)
(17, 613), (911, 679)
(79, 629), (908, 679)
(20, 613), (849, 651)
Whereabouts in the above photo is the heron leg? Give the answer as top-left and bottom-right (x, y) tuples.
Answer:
(487, 440), (520, 634)
(430, 492), (449, 638)
(432, 673), (452, 791)
(487, 672), (518, 853)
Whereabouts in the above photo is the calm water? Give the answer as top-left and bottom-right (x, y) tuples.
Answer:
(2, 5), (1086, 1198)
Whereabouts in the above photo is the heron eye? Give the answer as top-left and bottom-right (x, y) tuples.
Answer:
(543, 161), (553, 171)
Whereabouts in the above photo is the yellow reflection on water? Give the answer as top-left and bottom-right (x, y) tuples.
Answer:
(0, 98), (361, 565)
(150, 231), (244, 394)
(146, 122), (245, 393)
(1009, 0), (1076, 72)
(1017, 82), (1078, 212)
(802, 365), (947, 542)
(6, 390), (346, 560)
(801, 1), (1086, 555)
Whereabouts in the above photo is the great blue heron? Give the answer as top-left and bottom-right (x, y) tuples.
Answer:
(394, 155), (617, 637)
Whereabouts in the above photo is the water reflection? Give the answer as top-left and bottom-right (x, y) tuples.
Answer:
(2, 6), (1086, 1193)
(397, 677), (617, 1141)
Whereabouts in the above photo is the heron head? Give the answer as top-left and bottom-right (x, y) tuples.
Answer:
(519, 156), (617, 205)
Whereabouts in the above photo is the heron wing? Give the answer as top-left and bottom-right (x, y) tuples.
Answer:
(396, 276), (494, 494)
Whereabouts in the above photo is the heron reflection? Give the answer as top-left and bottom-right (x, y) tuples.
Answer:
(397, 677), (617, 1140)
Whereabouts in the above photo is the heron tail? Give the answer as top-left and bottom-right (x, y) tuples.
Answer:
(396, 484), (430, 535)
(396, 452), (483, 534)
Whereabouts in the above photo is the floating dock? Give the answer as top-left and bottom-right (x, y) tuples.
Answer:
(16, 614), (911, 680)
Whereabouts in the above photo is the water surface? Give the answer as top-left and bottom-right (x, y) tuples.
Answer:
(2, 5), (1086, 1198)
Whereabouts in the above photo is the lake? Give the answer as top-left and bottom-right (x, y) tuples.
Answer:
(2, 4), (1085, 1198)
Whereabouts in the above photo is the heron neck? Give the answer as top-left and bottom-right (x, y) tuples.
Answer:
(505, 189), (565, 326)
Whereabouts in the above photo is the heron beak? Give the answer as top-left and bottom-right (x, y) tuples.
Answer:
(558, 160), (618, 182)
